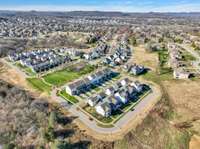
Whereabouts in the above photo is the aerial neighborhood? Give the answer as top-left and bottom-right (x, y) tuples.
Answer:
(1, 10), (200, 147)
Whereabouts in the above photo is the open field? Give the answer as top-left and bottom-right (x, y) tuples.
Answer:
(181, 51), (197, 62)
(163, 80), (200, 134)
(158, 49), (168, 67)
(43, 64), (95, 86)
(132, 46), (159, 71)
(190, 135), (200, 149)
(26, 78), (52, 93)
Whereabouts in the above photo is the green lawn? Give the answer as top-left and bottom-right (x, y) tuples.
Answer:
(143, 71), (173, 83)
(15, 62), (36, 76)
(158, 50), (168, 67)
(181, 52), (196, 61)
(58, 90), (79, 104)
(97, 123), (114, 128)
(27, 78), (52, 93)
(43, 65), (95, 86)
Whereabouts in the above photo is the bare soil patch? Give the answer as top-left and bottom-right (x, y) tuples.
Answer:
(131, 46), (158, 71)
(190, 135), (200, 149)
(164, 80), (200, 122)
(163, 79), (200, 143)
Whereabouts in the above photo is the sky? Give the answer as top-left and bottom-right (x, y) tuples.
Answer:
(0, 0), (200, 12)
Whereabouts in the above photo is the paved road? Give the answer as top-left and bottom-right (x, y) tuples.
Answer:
(51, 85), (160, 134)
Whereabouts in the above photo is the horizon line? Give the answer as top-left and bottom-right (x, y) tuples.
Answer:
(0, 4), (200, 13)
(0, 10), (200, 13)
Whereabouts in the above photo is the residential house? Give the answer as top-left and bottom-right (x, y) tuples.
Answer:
(97, 92), (107, 100)
(173, 69), (191, 79)
(131, 81), (143, 93)
(88, 96), (99, 107)
(105, 86), (117, 96)
(95, 102), (112, 117)
(107, 96), (121, 111)
(66, 68), (114, 95)
(120, 78), (131, 86)
(130, 65), (145, 75)
(66, 83), (78, 95)
(114, 89), (129, 104)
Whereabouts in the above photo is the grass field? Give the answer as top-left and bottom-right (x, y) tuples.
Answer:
(43, 64), (95, 86)
(15, 62), (36, 76)
(143, 71), (173, 83)
(27, 78), (52, 93)
(158, 50), (168, 67)
(181, 52), (196, 61)
(58, 90), (79, 104)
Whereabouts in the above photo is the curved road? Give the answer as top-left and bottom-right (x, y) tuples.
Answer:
(51, 85), (161, 134)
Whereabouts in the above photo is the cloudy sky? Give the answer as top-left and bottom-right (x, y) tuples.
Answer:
(0, 0), (200, 12)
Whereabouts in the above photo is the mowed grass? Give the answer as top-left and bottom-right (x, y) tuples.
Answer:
(58, 90), (79, 104)
(43, 65), (95, 86)
(27, 78), (52, 93)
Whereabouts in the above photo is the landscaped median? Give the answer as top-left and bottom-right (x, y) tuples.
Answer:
(58, 90), (79, 104)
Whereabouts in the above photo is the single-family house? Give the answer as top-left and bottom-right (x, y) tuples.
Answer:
(120, 78), (131, 86)
(131, 81), (143, 93)
(105, 86), (117, 96)
(88, 96), (99, 107)
(107, 96), (121, 111)
(97, 92), (107, 100)
(66, 83), (78, 95)
(95, 102), (112, 117)
(130, 65), (145, 75)
(114, 89), (129, 104)
(173, 69), (191, 79)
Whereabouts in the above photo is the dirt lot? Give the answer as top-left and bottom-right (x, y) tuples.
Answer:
(163, 80), (200, 148)
(131, 46), (158, 71)
(164, 80), (200, 131)
(190, 135), (200, 149)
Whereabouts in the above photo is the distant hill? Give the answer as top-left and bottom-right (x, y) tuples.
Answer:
(0, 10), (200, 18)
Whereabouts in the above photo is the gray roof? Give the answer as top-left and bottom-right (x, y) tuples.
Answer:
(100, 102), (111, 112)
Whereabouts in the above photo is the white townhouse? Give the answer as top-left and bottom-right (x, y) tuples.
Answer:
(95, 102), (111, 117)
